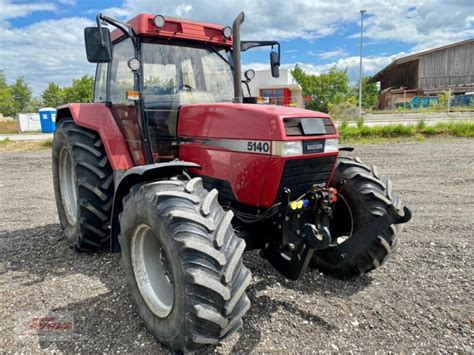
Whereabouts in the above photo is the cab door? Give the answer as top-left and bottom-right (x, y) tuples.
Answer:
(108, 38), (145, 165)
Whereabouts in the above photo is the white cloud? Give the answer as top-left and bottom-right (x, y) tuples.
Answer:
(176, 4), (193, 17)
(0, 0), (56, 22)
(0, 17), (95, 95)
(354, 1), (474, 50)
(59, 0), (77, 5)
(100, 0), (474, 46)
(244, 51), (405, 82)
(308, 49), (348, 60)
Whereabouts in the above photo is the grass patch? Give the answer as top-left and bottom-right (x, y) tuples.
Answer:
(339, 121), (474, 143)
(0, 139), (53, 152)
(0, 121), (18, 134)
(41, 138), (53, 148)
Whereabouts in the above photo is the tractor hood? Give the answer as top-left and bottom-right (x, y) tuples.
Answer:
(177, 103), (337, 141)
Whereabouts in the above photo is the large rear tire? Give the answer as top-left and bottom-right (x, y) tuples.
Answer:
(310, 156), (402, 278)
(119, 177), (251, 353)
(52, 118), (114, 251)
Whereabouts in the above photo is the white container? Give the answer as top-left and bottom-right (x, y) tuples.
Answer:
(17, 113), (41, 132)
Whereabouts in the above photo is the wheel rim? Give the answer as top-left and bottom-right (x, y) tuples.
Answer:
(59, 147), (78, 225)
(330, 194), (354, 245)
(131, 224), (174, 318)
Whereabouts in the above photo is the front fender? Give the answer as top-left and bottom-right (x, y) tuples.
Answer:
(110, 161), (201, 252)
(56, 103), (134, 170)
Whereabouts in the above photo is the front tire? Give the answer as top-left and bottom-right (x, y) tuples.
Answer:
(311, 156), (403, 278)
(52, 118), (114, 251)
(119, 178), (251, 353)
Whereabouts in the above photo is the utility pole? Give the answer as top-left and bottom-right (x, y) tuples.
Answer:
(359, 9), (366, 119)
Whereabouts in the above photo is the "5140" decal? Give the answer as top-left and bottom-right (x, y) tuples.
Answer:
(247, 141), (270, 153)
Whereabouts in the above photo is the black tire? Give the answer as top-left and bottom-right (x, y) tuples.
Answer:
(119, 177), (251, 353)
(52, 118), (114, 251)
(311, 156), (402, 278)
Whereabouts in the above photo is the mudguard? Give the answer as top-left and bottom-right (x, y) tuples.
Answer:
(110, 161), (201, 252)
(56, 103), (134, 170)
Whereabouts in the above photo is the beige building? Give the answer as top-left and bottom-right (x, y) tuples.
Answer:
(244, 69), (304, 108)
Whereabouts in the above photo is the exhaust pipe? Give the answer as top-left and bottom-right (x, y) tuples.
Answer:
(232, 11), (245, 103)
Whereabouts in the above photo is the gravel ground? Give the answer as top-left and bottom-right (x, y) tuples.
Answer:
(0, 138), (472, 353)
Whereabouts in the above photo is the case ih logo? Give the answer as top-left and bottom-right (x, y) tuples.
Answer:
(303, 140), (325, 154)
(15, 311), (74, 342)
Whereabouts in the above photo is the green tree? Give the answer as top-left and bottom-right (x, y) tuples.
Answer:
(351, 76), (379, 109)
(292, 65), (350, 112)
(62, 75), (94, 103)
(0, 71), (15, 117)
(23, 98), (42, 112)
(10, 76), (32, 113)
(42, 82), (65, 108)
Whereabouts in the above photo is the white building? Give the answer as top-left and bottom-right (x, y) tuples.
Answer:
(244, 69), (304, 108)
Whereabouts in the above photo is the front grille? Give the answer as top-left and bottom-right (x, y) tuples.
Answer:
(284, 118), (336, 136)
(278, 155), (337, 200)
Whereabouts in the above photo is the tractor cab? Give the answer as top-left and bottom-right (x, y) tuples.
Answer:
(85, 13), (280, 164)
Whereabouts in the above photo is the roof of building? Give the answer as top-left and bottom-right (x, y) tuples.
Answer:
(370, 38), (474, 82)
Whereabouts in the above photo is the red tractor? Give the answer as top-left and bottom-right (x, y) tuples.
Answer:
(52, 12), (411, 352)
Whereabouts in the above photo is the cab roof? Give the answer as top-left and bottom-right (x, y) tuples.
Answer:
(111, 13), (233, 47)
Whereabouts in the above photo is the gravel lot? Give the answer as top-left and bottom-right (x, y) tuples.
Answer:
(0, 139), (472, 353)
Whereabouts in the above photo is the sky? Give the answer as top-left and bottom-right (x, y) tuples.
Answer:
(1, 0), (473, 96)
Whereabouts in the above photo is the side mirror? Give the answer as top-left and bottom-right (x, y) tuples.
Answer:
(270, 51), (280, 78)
(84, 27), (112, 63)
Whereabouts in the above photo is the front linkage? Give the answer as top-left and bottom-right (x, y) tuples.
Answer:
(264, 184), (412, 280)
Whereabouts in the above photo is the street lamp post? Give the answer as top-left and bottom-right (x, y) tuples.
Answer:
(359, 9), (366, 119)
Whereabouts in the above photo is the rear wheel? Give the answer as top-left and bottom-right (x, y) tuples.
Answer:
(310, 156), (402, 278)
(52, 118), (114, 251)
(119, 178), (251, 353)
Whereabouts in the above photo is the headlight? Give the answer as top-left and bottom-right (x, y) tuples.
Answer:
(324, 138), (339, 152)
(127, 58), (140, 71)
(222, 26), (232, 39)
(272, 141), (303, 156)
(153, 15), (165, 29)
(244, 69), (255, 81)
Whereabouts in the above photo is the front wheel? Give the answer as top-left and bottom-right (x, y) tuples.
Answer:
(310, 156), (403, 278)
(52, 118), (114, 251)
(119, 178), (251, 353)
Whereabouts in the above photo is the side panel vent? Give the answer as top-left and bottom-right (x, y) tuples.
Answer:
(284, 118), (336, 136)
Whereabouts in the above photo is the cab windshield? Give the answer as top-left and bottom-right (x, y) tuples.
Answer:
(141, 41), (234, 107)
(141, 41), (234, 160)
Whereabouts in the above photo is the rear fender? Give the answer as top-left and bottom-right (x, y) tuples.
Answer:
(110, 161), (201, 252)
(56, 103), (134, 170)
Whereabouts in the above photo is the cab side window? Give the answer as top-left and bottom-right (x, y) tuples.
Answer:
(94, 63), (107, 102)
(109, 39), (135, 104)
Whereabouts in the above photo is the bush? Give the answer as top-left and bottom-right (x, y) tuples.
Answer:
(416, 119), (427, 129)
(338, 121), (474, 142)
(329, 102), (358, 121)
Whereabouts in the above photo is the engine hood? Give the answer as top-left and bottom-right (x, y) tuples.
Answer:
(177, 103), (333, 140)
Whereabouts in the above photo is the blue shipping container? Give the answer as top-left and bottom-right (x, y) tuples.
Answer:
(39, 107), (57, 133)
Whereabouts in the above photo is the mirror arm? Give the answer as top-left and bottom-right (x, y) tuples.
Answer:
(241, 80), (251, 97)
(97, 13), (140, 50)
(96, 15), (105, 47)
(241, 41), (281, 64)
